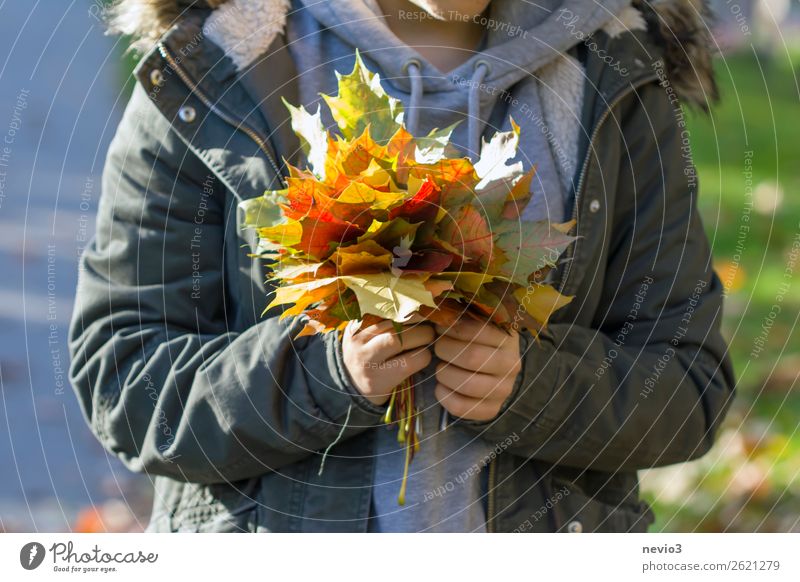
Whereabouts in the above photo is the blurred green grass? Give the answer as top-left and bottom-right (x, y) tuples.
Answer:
(641, 48), (800, 532)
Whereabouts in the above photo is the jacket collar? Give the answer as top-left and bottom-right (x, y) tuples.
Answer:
(204, 0), (291, 72)
(202, 0), (646, 73)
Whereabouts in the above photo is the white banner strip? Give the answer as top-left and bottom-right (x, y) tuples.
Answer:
(1, 533), (797, 580)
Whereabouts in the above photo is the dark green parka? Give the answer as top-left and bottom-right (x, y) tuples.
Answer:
(69, 0), (735, 532)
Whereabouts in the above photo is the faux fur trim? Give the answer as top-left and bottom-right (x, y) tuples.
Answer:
(108, 0), (228, 53)
(603, 5), (647, 38)
(204, 0), (289, 71)
(639, 0), (718, 110)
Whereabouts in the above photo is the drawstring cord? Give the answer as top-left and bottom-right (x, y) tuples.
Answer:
(468, 61), (490, 161)
(404, 58), (491, 162)
(405, 60), (422, 136)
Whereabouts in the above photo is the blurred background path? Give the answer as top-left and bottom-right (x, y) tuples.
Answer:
(0, 0), (149, 532)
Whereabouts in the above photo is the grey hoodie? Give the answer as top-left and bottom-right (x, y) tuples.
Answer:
(278, 0), (629, 532)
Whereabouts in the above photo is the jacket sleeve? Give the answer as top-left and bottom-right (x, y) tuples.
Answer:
(68, 84), (385, 484)
(458, 84), (736, 471)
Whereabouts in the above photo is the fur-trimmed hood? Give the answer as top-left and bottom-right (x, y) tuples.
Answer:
(636, 0), (719, 109)
(109, 0), (717, 109)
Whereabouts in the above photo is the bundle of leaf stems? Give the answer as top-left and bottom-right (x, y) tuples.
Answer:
(382, 377), (419, 505)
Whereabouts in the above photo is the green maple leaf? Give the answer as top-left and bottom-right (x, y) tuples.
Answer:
(321, 51), (403, 145)
(495, 220), (576, 286)
(240, 189), (286, 230)
(475, 167), (535, 228)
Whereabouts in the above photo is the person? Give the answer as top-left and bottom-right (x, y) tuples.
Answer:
(69, 0), (735, 532)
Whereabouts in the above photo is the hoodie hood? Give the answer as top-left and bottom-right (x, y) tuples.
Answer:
(297, 0), (631, 95)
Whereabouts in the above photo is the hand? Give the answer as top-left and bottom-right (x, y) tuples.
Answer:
(434, 319), (521, 421)
(342, 318), (434, 406)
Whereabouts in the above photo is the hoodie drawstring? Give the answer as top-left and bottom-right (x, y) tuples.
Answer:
(404, 59), (491, 161)
(467, 61), (490, 161)
(405, 60), (423, 136)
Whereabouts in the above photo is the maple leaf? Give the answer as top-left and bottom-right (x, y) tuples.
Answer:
(337, 127), (390, 177)
(495, 220), (576, 286)
(338, 181), (407, 212)
(240, 190), (286, 230)
(339, 273), (437, 323)
(474, 118), (523, 184)
(240, 55), (574, 339)
(424, 278), (454, 299)
(297, 215), (364, 260)
(476, 166), (536, 227)
(331, 240), (393, 275)
(438, 205), (495, 269)
(388, 175), (441, 223)
(438, 271), (498, 295)
(358, 217), (421, 249)
(271, 261), (330, 281)
(413, 123), (461, 164)
(283, 99), (328, 178)
(473, 121), (541, 227)
(321, 51), (403, 145)
(513, 283), (573, 327)
(416, 297), (466, 326)
(257, 219), (303, 249)
(408, 158), (478, 208)
(266, 276), (342, 314)
(395, 250), (453, 274)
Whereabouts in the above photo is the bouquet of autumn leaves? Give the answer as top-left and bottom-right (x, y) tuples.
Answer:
(240, 54), (575, 502)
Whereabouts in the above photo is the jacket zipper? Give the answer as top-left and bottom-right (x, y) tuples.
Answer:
(556, 74), (660, 295)
(486, 74), (660, 533)
(157, 42), (285, 183)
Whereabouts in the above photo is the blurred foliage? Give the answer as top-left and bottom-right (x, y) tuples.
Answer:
(641, 48), (800, 532)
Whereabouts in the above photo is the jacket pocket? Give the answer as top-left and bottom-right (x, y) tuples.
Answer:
(551, 478), (655, 533)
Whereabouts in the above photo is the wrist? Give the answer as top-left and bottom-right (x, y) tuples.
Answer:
(333, 331), (389, 414)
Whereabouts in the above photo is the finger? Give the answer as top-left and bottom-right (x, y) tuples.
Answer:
(366, 324), (434, 361)
(435, 362), (514, 400)
(371, 347), (432, 392)
(403, 313), (427, 324)
(435, 383), (501, 421)
(435, 319), (514, 348)
(350, 319), (396, 342)
(433, 335), (515, 375)
(393, 347), (433, 379)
